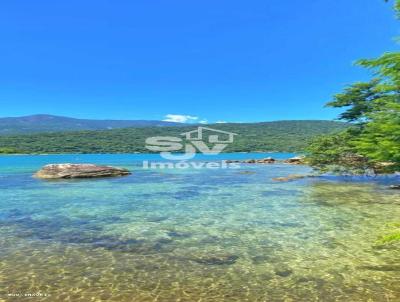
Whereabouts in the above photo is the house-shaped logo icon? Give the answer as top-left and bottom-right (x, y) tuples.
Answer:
(181, 127), (237, 144)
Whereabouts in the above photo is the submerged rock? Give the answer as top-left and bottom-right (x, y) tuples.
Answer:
(272, 174), (309, 182)
(189, 253), (239, 265)
(389, 185), (400, 190)
(34, 163), (131, 179)
(360, 264), (400, 272)
(237, 170), (257, 175)
(167, 230), (192, 238)
(275, 269), (293, 277)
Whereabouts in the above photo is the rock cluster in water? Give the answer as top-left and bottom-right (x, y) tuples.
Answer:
(34, 163), (131, 179)
(225, 156), (304, 165)
(225, 157), (275, 164)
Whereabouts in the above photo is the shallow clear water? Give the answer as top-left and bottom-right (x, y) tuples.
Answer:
(0, 154), (399, 301)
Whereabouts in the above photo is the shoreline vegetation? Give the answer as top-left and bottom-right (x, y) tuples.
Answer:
(305, 3), (400, 176)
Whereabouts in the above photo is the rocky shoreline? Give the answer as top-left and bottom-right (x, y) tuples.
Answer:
(225, 156), (305, 165)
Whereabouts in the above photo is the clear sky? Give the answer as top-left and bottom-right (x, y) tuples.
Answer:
(0, 0), (399, 123)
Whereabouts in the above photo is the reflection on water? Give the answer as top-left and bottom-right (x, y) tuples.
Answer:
(0, 155), (399, 301)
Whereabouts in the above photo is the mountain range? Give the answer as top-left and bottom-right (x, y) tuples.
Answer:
(0, 114), (184, 135)
(0, 117), (348, 154)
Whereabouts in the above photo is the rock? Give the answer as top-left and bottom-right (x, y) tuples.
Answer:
(167, 230), (192, 238)
(275, 269), (293, 277)
(34, 163), (131, 179)
(226, 158), (275, 164)
(389, 185), (400, 190)
(272, 174), (308, 182)
(224, 160), (240, 163)
(257, 157), (275, 164)
(190, 253), (239, 265)
(237, 170), (257, 175)
(360, 264), (400, 272)
(284, 156), (305, 165)
(374, 161), (396, 169)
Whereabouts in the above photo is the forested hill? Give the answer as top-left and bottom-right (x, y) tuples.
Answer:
(0, 114), (184, 135)
(0, 120), (348, 154)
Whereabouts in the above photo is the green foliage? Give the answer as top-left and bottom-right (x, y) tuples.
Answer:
(306, 129), (371, 174)
(308, 91), (399, 174)
(0, 147), (20, 154)
(386, 0), (400, 19)
(352, 102), (400, 172)
(0, 121), (347, 154)
(326, 79), (383, 122)
(397, 1), (400, 16)
(306, 3), (400, 174)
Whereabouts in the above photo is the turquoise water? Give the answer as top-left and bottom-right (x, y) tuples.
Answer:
(0, 154), (399, 301)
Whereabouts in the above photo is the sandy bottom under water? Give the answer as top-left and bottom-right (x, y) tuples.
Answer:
(0, 159), (399, 301)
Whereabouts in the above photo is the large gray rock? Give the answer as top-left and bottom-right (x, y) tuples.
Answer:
(34, 163), (131, 179)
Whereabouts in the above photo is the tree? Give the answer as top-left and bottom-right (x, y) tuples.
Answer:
(353, 102), (400, 172)
(326, 79), (383, 122)
(306, 130), (370, 174)
(306, 1), (400, 174)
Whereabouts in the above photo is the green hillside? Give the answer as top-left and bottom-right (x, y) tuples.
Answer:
(0, 120), (348, 154)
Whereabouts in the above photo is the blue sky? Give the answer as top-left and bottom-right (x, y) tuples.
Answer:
(0, 0), (399, 123)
